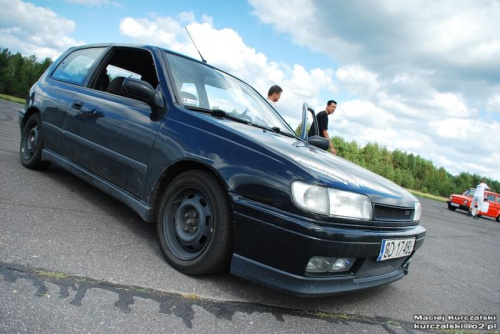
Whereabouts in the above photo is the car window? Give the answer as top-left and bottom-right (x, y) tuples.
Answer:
(164, 51), (294, 135)
(90, 48), (159, 98)
(179, 83), (199, 106)
(496, 196), (500, 203)
(486, 194), (495, 201)
(106, 64), (141, 82)
(52, 47), (106, 85)
(464, 189), (474, 196)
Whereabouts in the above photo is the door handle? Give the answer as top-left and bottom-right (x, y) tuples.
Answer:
(72, 100), (83, 109)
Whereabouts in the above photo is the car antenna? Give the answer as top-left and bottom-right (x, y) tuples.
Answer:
(185, 27), (207, 63)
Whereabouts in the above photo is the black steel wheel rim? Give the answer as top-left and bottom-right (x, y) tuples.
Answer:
(163, 188), (214, 260)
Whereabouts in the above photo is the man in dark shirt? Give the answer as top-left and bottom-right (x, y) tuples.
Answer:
(308, 100), (337, 154)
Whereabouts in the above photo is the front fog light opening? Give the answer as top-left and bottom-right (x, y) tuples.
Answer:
(306, 257), (355, 273)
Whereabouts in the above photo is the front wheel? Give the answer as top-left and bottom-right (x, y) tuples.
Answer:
(157, 170), (233, 275)
(20, 113), (50, 170)
(447, 203), (457, 211)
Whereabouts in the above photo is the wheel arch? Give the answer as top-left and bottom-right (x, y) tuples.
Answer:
(149, 159), (230, 222)
(21, 106), (41, 130)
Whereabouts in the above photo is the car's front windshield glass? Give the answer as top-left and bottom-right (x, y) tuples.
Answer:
(164, 52), (294, 135)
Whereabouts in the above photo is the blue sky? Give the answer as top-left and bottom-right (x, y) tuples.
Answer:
(1, 0), (500, 181)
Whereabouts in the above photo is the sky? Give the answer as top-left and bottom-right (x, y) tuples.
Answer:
(1, 0), (500, 181)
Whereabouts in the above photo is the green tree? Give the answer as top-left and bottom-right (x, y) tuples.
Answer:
(0, 48), (52, 98)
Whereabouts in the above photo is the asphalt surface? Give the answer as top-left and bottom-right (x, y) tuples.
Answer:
(1, 99), (499, 333)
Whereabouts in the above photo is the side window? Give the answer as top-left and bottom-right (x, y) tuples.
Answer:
(486, 194), (495, 201)
(93, 48), (159, 98)
(52, 47), (106, 85)
(496, 196), (500, 203)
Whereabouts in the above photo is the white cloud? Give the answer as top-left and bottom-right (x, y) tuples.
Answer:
(0, 0), (83, 59)
(250, 0), (500, 180)
(336, 65), (380, 98)
(486, 94), (500, 114)
(430, 119), (474, 140)
(63, 0), (123, 8)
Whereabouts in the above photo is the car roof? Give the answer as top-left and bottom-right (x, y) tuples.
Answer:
(71, 43), (205, 65)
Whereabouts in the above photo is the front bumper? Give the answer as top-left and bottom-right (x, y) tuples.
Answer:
(230, 195), (426, 296)
(447, 200), (469, 211)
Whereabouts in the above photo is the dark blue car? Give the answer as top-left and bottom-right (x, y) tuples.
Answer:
(19, 43), (425, 296)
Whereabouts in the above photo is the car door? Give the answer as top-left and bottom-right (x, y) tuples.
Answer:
(486, 193), (500, 218)
(41, 46), (107, 155)
(62, 47), (163, 198)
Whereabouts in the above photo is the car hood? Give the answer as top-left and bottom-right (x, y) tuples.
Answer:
(229, 121), (418, 207)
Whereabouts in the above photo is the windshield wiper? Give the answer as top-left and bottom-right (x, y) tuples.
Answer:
(185, 105), (296, 138)
(249, 123), (296, 138)
(184, 106), (250, 125)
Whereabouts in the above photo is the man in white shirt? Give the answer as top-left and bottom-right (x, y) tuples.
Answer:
(267, 85), (282, 106)
(469, 179), (490, 217)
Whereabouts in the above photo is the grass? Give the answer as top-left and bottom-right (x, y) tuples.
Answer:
(36, 270), (68, 280)
(406, 189), (448, 202)
(0, 94), (25, 104)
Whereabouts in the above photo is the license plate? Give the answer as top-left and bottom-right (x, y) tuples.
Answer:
(377, 238), (415, 261)
(450, 202), (459, 207)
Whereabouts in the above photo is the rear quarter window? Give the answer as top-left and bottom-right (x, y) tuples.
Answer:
(51, 47), (106, 85)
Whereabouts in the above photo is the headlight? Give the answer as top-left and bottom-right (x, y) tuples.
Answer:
(291, 181), (372, 219)
(413, 201), (422, 221)
(291, 182), (329, 215)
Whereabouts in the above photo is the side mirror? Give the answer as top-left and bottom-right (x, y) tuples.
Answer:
(122, 78), (164, 113)
(308, 135), (330, 151)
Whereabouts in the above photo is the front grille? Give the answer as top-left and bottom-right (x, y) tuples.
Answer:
(373, 204), (413, 221)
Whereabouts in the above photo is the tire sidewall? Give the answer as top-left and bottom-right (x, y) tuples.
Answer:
(20, 113), (47, 169)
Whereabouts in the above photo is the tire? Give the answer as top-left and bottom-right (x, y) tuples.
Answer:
(157, 170), (233, 276)
(447, 204), (457, 211)
(496, 215), (500, 223)
(20, 113), (50, 170)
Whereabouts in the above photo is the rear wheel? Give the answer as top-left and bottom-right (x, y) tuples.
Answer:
(20, 113), (50, 170)
(157, 170), (233, 275)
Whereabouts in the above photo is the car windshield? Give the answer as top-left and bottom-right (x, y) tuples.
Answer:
(464, 189), (475, 196)
(164, 52), (294, 136)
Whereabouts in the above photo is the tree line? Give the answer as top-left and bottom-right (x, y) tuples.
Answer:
(2, 48), (498, 195)
(0, 48), (53, 98)
(331, 136), (499, 196)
